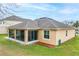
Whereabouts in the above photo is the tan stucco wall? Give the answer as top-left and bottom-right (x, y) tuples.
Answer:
(0, 20), (22, 34)
(38, 29), (56, 45)
(0, 26), (8, 34)
(3, 20), (22, 26)
(37, 29), (75, 45)
(55, 29), (75, 45)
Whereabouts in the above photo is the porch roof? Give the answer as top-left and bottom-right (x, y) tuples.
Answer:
(8, 20), (40, 30)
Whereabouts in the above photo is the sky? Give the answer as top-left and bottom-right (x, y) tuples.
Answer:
(8, 3), (79, 22)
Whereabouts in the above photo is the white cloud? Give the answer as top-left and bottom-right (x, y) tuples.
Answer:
(16, 3), (56, 11)
(16, 3), (47, 10)
(59, 8), (79, 14)
(28, 4), (48, 11)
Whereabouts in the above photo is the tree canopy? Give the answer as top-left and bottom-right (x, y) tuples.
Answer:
(73, 21), (79, 28)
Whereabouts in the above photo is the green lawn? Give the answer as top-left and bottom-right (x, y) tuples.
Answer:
(0, 34), (79, 56)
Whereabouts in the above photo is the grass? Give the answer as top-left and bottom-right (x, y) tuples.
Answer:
(0, 34), (79, 56)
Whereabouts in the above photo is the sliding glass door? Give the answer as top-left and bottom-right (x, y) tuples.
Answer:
(28, 30), (37, 41)
(16, 30), (24, 41)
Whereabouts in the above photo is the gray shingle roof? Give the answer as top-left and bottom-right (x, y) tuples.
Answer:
(35, 17), (74, 29)
(8, 16), (74, 30)
(9, 20), (39, 29)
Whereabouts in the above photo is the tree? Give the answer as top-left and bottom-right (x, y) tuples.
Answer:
(0, 3), (18, 19)
(63, 20), (69, 25)
(63, 20), (74, 26)
(73, 21), (79, 28)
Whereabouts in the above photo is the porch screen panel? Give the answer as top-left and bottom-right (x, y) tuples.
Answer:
(16, 30), (24, 41)
(9, 29), (15, 38)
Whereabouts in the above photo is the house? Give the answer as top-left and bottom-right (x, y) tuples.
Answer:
(5, 16), (75, 46)
(0, 15), (30, 34)
(75, 27), (79, 35)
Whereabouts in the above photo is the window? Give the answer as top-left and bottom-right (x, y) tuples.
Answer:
(66, 30), (68, 36)
(9, 29), (15, 38)
(44, 30), (49, 39)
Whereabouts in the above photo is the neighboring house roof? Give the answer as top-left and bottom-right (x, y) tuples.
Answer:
(2, 15), (31, 22)
(7, 16), (74, 30)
